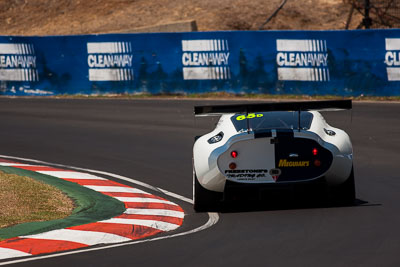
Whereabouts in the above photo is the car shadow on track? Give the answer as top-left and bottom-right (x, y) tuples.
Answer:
(215, 197), (375, 213)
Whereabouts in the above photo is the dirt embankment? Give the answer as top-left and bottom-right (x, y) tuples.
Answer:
(0, 0), (362, 36)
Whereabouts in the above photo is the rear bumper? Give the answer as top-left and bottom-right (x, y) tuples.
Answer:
(195, 130), (352, 192)
(223, 176), (328, 201)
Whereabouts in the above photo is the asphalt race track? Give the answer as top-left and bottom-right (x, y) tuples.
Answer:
(0, 98), (399, 267)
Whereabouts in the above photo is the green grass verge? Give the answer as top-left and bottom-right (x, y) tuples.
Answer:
(0, 166), (126, 240)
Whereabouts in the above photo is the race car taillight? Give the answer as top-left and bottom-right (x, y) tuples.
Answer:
(207, 132), (224, 144)
(314, 160), (321, 167)
(312, 148), (318, 156)
(229, 163), (237, 169)
(230, 151), (238, 158)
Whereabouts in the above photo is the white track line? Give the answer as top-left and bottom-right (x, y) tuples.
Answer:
(0, 155), (219, 266)
(124, 208), (184, 218)
(84, 185), (150, 194)
(37, 171), (107, 180)
(0, 249), (31, 260)
(21, 229), (131, 245)
(114, 197), (178, 205)
(0, 163), (34, 167)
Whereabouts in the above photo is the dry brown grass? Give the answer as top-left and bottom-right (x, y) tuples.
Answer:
(0, 0), (362, 36)
(0, 170), (74, 229)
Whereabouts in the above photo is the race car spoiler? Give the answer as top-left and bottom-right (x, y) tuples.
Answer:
(194, 99), (352, 116)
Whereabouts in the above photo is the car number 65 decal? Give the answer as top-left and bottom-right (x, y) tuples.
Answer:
(236, 113), (264, 121)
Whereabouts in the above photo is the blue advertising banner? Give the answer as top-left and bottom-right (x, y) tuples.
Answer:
(0, 29), (399, 96)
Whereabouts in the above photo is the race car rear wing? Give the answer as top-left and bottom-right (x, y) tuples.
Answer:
(194, 99), (352, 132)
(194, 99), (352, 116)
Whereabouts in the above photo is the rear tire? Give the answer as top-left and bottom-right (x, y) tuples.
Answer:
(329, 167), (356, 205)
(193, 172), (222, 212)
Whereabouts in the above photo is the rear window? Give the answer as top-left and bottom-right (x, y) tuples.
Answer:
(230, 111), (313, 132)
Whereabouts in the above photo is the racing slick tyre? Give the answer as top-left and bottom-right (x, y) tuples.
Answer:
(193, 173), (222, 212)
(329, 166), (356, 206)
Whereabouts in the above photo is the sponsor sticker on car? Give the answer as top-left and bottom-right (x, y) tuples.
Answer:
(278, 159), (310, 167)
(225, 169), (269, 181)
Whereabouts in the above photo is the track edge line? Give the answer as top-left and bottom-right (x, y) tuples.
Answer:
(0, 154), (219, 266)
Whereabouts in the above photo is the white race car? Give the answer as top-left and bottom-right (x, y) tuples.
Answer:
(193, 100), (355, 211)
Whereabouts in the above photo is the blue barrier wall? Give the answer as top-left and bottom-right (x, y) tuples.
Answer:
(0, 29), (399, 96)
